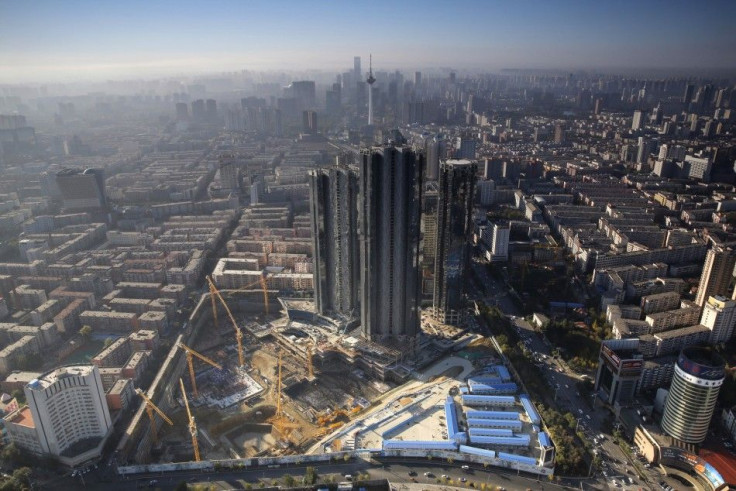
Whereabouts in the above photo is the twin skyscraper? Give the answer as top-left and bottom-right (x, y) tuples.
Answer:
(309, 146), (476, 350)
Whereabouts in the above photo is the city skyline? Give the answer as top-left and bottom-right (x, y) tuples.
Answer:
(2, 0), (736, 83)
(1, 2), (736, 486)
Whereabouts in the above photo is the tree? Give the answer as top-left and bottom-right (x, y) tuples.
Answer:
(304, 466), (317, 485)
(282, 474), (295, 487)
(103, 337), (115, 348)
(10, 389), (24, 404)
(175, 482), (189, 491)
(12, 467), (31, 488)
(79, 325), (92, 338)
(0, 443), (20, 464)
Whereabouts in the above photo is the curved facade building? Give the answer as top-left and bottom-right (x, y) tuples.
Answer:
(661, 347), (725, 444)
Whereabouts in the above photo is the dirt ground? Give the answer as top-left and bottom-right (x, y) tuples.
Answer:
(180, 335), (393, 459)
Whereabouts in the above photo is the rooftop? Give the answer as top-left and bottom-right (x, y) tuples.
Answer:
(8, 406), (35, 429)
(28, 365), (95, 391)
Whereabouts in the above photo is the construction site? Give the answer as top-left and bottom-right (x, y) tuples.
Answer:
(118, 271), (423, 465)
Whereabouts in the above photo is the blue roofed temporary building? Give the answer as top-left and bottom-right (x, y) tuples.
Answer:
(469, 435), (531, 446)
(461, 394), (516, 407)
(468, 428), (514, 437)
(497, 452), (538, 466)
(382, 440), (458, 451)
(465, 410), (519, 420)
(467, 382), (518, 395)
(538, 431), (552, 448)
(519, 394), (541, 425)
(466, 418), (523, 430)
(459, 445), (496, 459)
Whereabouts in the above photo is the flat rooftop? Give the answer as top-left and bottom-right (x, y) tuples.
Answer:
(29, 365), (94, 391)
(9, 406), (35, 429)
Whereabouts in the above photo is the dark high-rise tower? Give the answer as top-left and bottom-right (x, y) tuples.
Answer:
(359, 146), (424, 346)
(432, 160), (477, 324)
(309, 167), (360, 318)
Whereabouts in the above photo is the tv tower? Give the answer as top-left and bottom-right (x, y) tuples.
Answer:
(367, 54), (376, 125)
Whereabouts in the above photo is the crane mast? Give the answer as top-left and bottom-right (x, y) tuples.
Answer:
(206, 275), (245, 366)
(179, 378), (201, 462)
(135, 389), (173, 445)
(178, 342), (222, 398)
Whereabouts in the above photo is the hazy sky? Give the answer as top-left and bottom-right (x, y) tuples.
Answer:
(2, 0), (736, 83)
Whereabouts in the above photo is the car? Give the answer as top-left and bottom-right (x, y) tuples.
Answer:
(148, 480), (158, 487)
(408, 471), (417, 477)
(441, 474), (449, 479)
(586, 415), (591, 420)
(344, 475), (353, 481)
(425, 472), (434, 478)
(460, 477), (467, 482)
(578, 409), (584, 415)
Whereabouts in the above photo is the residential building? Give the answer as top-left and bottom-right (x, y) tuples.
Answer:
(700, 295), (736, 344)
(695, 247), (735, 306)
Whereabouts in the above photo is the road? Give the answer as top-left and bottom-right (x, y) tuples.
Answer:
(56, 458), (568, 490)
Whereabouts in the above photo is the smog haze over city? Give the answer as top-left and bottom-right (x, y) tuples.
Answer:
(1, 1), (736, 491)
(2, 0), (736, 83)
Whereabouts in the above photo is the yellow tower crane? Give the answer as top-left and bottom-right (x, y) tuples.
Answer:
(206, 275), (246, 367)
(179, 378), (201, 462)
(268, 351), (299, 437)
(209, 279), (219, 329)
(178, 342), (222, 398)
(209, 271), (272, 327)
(135, 389), (173, 445)
(260, 274), (270, 316)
